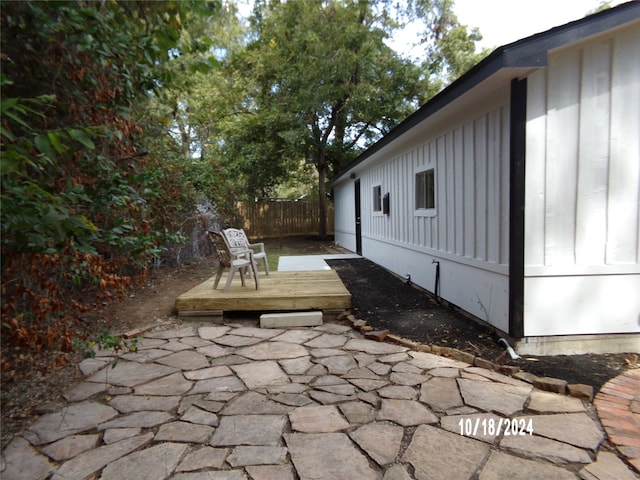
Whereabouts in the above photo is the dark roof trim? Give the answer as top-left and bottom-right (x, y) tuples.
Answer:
(329, 1), (640, 187)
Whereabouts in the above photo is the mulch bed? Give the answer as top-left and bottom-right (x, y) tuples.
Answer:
(327, 258), (635, 391)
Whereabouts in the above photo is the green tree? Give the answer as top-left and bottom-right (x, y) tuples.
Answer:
(223, 0), (483, 237)
(139, 1), (251, 214)
(230, 0), (424, 237)
(409, 0), (488, 99)
(0, 0), (220, 373)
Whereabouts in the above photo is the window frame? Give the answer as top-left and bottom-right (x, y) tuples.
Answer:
(372, 184), (383, 214)
(414, 168), (436, 217)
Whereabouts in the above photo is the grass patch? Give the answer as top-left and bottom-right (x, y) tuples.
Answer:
(258, 237), (333, 272)
(266, 246), (306, 271)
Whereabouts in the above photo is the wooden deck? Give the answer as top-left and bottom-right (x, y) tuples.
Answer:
(175, 270), (351, 316)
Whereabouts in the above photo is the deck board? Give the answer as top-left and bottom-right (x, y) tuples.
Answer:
(175, 269), (351, 314)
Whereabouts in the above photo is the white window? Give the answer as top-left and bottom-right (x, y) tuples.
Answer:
(373, 185), (382, 212)
(415, 169), (435, 212)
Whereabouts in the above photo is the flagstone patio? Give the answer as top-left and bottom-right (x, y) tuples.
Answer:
(1, 322), (638, 480)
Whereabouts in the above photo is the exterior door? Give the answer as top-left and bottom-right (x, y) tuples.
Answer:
(354, 179), (362, 255)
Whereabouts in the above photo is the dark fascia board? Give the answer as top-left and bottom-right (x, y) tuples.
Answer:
(329, 1), (640, 188)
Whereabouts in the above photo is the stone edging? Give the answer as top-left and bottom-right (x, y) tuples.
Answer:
(340, 311), (595, 403)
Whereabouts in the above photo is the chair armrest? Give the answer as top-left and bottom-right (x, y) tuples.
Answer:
(248, 242), (266, 254)
(230, 247), (254, 259)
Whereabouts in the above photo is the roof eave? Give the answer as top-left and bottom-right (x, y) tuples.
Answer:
(329, 1), (640, 188)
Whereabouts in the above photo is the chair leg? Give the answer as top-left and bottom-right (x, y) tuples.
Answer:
(224, 266), (236, 292)
(250, 258), (260, 290)
(262, 257), (270, 275)
(213, 265), (224, 289)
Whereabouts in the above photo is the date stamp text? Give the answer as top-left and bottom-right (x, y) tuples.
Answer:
(458, 417), (533, 437)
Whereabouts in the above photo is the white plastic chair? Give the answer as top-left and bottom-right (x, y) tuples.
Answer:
(222, 228), (270, 276)
(207, 231), (259, 292)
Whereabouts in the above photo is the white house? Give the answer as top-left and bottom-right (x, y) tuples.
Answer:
(329, 2), (640, 355)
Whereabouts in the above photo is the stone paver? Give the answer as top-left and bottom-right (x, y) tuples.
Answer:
(231, 360), (289, 389)
(63, 382), (107, 402)
(420, 376), (463, 412)
(97, 411), (173, 430)
(1, 437), (55, 480)
(41, 434), (100, 461)
(85, 361), (177, 387)
(175, 446), (229, 471)
(527, 389), (585, 413)
(222, 391), (292, 415)
(99, 441), (188, 480)
(155, 421), (215, 443)
(516, 412), (604, 450)
(227, 446), (288, 466)
(479, 451), (578, 480)
(458, 378), (531, 416)
(580, 451), (640, 480)
(403, 425), (490, 480)
(25, 401), (118, 445)
(235, 341), (308, 360)
(500, 431), (592, 464)
(133, 372), (193, 395)
(109, 394), (181, 413)
(377, 399), (438, 426)
(289, 405), (350, 433)
(189, 374), (246, 395)
(285, 432), (379, 480)
(102, 428), (141, 444)
(210, 415), (287, 446)
(245, 464), (295, 480)
(155, 350), (210, 370)
(50, 433), (153, 480)
(2, 322), (633, 480)
(349, 422), (404, 465)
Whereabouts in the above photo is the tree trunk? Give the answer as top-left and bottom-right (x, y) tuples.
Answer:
(317, 156), (328, 239)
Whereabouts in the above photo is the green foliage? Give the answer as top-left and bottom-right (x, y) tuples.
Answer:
(224, 0), (428, 235)
(1, 93), (100, 255)
(409, 0), (489, 98)
(75, 330), (139, 372)
(138, 1), (248, 208)
(1, 0), (220, 378)
(76, 330), (139, 359)
(0, 0), (486, 376)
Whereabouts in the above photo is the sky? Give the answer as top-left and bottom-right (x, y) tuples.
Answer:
(452, 0), (627, 51)
(385, 0), (629, 59)
(236, 0), (629, 56)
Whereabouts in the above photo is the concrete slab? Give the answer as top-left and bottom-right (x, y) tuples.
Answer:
(260, 311), (323, 328)
(277, 254), (360, 271)
(278, 255), (331, 271)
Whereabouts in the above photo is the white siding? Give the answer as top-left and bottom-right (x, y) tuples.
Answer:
(608, 26), (640, 264)
(524, 23), (640, 336)
(360, 107), (510, 266)
(525, 24), (640, 273)
(355, 104), (511, 332)
(334, 16), (640, 342)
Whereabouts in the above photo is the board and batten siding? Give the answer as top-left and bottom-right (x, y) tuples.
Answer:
(353, 104), (511, 332)
(524, 23), (640, 336)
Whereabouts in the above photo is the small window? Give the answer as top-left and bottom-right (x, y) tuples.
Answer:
(373, 185), (382, 212)
(415, 169), (435, 210)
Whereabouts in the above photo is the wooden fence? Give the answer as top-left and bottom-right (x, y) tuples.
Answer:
(236, 199), (334, 239)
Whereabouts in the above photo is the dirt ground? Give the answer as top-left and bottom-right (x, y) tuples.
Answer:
(327, 257), (637, 390)
(1, 236), (637, 448)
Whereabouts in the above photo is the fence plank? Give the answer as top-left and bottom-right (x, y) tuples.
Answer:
(236, 200), (334, 239)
